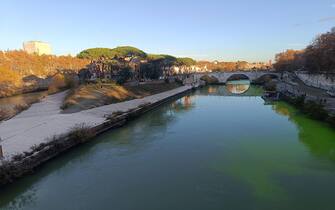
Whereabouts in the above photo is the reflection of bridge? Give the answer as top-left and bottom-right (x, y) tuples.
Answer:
(194, 71), (281, 83)
(198, 85), (264, 97)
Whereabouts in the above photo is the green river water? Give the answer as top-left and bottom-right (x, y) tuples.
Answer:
(1, 83), (335, 210)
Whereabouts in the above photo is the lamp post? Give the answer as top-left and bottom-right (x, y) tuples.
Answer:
(0, 137), (3, 159)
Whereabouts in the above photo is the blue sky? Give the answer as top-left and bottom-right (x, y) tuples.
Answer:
(1, 0), (335, 61)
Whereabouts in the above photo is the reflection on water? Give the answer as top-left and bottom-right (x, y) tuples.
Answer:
(1, 86), (335, 210)
(199, 84), (263, 97)
(272, 102), (335, 162)
(226, 80), (250, 94)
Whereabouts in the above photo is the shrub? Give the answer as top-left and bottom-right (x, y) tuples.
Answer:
(68, 124), (94, 143)
(0, 109), (11, 121)
(64, 74), (78, 89)
(303, 100), (329, 120)
(327, 116), (335, 127)
(48, 74), (67, 94)
(0, 160), (17, 185)
(292, 95), (306, 107)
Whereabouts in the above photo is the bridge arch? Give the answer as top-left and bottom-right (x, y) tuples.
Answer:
(253, 73), (279, 84)
(226, 74), (250, 82)
(204, 71), (281, 84)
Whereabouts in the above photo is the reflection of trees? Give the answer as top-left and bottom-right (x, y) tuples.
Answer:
(94, 95), (197, 156)
(171, 96), (196, 112)
(207, 86), (218, 94)
(212, 101), (335, 202)
(0, 187), (37, 210)
(272, 102), (335, 162)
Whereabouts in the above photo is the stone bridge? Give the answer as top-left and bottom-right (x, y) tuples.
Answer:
(193, 71), (281, 83)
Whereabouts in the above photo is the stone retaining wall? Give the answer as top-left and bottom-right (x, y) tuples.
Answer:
(295, 72), (335, 91)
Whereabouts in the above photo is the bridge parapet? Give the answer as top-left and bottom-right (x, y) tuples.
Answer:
(195, 71), (280, 83)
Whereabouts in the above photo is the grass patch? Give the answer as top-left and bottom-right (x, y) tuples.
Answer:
(62, 82), (181, 113)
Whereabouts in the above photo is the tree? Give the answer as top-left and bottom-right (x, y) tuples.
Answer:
(304, 32), (335, 73)
(273, 29), (335, 73)
(273, 49), (304, 72)
(176, 57), (196, 66)
(117, 67), (133, 84)
(235, 61), (249, 70)
(111, 46), (147, 59)
(140, 63), (162, 80)
(77, 46), (147, 60)
(77, 48), (115, 59)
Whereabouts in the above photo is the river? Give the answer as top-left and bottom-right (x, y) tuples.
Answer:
(1, 83), (335, 210)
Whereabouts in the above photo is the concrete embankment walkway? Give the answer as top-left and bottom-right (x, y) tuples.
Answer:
(0, 86), (193, 159)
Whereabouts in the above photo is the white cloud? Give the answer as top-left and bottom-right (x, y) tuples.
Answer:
(318, 16), (335, 22)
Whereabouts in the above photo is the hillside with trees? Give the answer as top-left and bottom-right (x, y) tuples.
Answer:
(0, 50), (89, 97)
(0, 46), (198, 97)
(274, 29), (335, 73)
(77, 47), (197, 81)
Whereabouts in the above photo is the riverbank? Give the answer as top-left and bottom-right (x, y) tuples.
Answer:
(278, 91), (335, 127)
(274, 75), (335, 127)
(62, 82), (181, 113)
(0, 85), (194, 186)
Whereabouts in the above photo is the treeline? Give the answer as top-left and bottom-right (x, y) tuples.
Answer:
(197, 61), (270, 72)
(77, 46), (196, 66)
(77, 46), (147, 60)
(0, 50), (89, 97)
(77, 47), (197, 82)
(198, 61), (249, 71)
(274, 29), (335, 73)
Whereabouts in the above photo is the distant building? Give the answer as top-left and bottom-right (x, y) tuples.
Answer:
(23, 41), (52, 55)
(331, 27), (335, 34)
